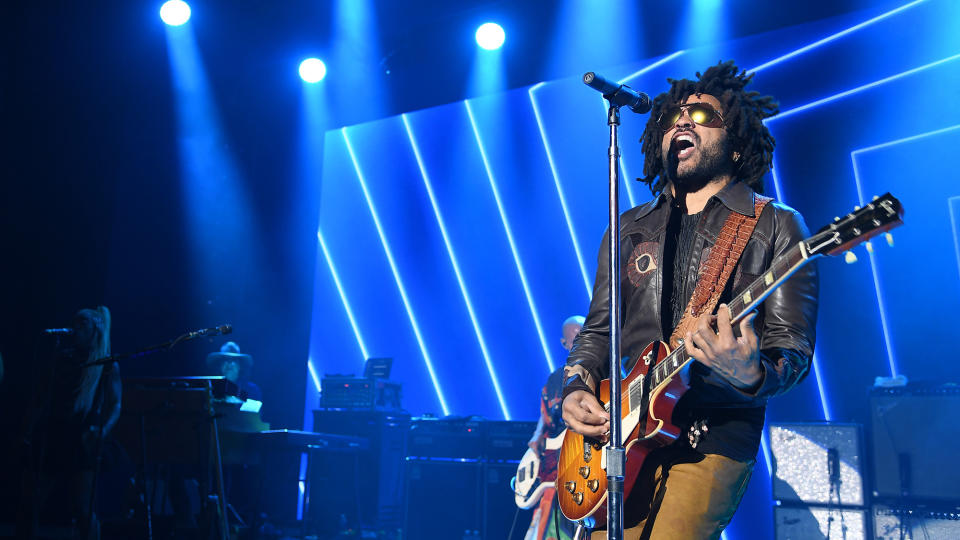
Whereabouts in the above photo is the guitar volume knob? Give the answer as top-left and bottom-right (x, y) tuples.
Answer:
(564, 481), (576, 493)
(587, 479), (600, 492)
(579, 466), (590, 478)
(573, 492), (584, 505)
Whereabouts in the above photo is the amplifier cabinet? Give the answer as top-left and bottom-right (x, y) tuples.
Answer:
(310, 409), (410, 531)
(404, 459), (483, 540)
(873, 504), (960, 540)
(484, 420), (537, 461)
(407, 417), (484, 459)
(484, 462), (532, 540)
(870, 385), (960, 501)
(769, 423), (865, 506)
(774, 505), (867, 540)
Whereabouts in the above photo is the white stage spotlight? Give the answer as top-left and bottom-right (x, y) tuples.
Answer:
(475, 22), (505, 50)
(299, 58), (327, 83)
(160, 0), (191, 26)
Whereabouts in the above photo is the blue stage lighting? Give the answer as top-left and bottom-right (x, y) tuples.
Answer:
(475, 22), (505, 50)
(299, 58), (327, 83)
(160, 0), (191, 26)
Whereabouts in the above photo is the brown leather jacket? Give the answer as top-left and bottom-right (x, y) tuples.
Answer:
(564, 181), (818, 409)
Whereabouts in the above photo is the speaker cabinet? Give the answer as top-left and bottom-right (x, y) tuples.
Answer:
(774, 505), (867, 540)
(769, 423), (865, 506)
(484, 462), (532, 540)
(310, 409), (409, 531)
(873, 504), (960, 540)
(404, 459), (483, 540)
(870, 385), (960, 501)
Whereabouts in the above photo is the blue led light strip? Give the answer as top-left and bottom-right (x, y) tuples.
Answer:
(771, 52), (960, 121)
(950, 197), (960, 284)
(619, 50), (687, 84)
(465, 100), (556, 373)
(529, 83), (593, 300)
(749, 0), (926, 73)
(852, 123), (960, 155)
(850, 154), (897, 376)
(759, 431), (772, 478)
(770, 161), (832, 421)
(401, 114), (512, 420)
(809, 353), (833, 421)
(316, 229), (370, 361)
(341, 128), (451, 415)
(846, 125), (960, 377)
(307, 358), (322, 393)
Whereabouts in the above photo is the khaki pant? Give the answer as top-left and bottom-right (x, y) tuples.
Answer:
(590, 446), (754, 540)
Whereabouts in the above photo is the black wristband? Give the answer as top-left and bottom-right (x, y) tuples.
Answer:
(561, 374), (592, 401)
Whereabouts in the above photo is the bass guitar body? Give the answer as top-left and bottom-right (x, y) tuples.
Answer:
(556, 340), (688, 523)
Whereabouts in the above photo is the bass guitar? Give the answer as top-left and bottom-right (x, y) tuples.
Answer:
(556, 193), (904, 523)
(512, 430), (565, 509)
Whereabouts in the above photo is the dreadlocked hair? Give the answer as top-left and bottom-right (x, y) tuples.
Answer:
(639, 60), (779, 196)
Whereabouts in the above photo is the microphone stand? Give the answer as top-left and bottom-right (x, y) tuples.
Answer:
(604, 101), (625, 540)
(80, 325), (233, 368)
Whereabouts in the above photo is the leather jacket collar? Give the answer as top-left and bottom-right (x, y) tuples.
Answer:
(632, 180), (759, 222)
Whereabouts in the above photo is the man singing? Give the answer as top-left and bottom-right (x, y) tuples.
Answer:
(561, 61), (818, 539)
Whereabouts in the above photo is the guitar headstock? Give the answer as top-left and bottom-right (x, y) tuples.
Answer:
(807, 193), (904, 258)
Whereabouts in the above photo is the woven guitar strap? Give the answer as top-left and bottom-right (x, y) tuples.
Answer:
(667, 194), (772, 349)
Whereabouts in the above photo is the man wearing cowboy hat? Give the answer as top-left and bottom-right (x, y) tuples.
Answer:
(206, 342), (262, 401)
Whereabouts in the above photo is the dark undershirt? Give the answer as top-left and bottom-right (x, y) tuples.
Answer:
(661, 203), (764, 462)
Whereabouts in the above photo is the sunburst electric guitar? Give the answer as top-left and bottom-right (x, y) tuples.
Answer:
(557, 193), (904, 523)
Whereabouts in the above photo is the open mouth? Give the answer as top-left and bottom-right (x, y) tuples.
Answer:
(672, 133), (696, 160)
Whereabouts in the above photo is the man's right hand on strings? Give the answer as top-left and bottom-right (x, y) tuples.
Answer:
(562, 390), (610, 442)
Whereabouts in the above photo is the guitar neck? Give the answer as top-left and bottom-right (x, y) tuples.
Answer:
(648, 241), (813, 388)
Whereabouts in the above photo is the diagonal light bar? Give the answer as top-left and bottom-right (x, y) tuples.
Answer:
(317, 229), (370, 361)
(852, 123), (960, 155)
(850, 153), (897, 377)
(465, 100), (556, 373)
(749, 0), (926, 73)
(951, 197), (960, 284)
(770, 161), (832, 421)
(759, 431), (773, 480)
(770, 60), (960, 380)
(529, 82), (593, 299)
(771, 52), (960, 121)
(341, 128), (451, 415)
(401, 114), (512, 420)
(307, 357), (322, 393)
(619, 50), (688, 84)
(846, 125), (960, 378)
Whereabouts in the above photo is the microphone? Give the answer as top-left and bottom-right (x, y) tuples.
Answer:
(43, 328), (73, 335)
(583, 72), (651, 114)
(185, 324), (233, 340)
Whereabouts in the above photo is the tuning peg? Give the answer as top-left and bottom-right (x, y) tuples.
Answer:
(873, 195), (880, 201)
(865, 241), (874, 254)
(854, 205), (861, 211)
(834, 216), (841, 222)
(885, 233), (894, 247)
(844, 251), (858, 264)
